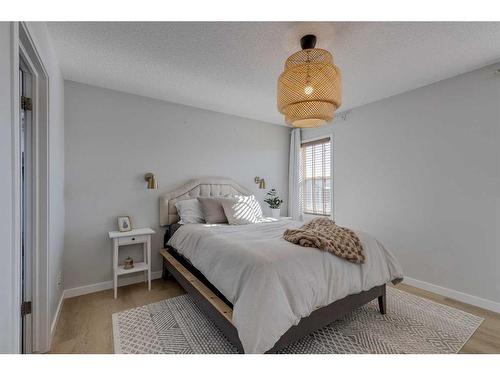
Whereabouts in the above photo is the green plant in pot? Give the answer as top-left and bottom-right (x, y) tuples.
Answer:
(264, 189), (283, 218)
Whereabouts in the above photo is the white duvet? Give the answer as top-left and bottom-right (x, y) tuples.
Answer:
(167, 218), (403, 353)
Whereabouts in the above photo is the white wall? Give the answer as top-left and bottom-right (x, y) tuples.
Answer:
(303, 64), (500, 305)
(63, 81), (290, 290)
(0, 22), (65, 353)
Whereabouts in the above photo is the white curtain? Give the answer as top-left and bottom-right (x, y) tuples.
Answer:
(288, 128), (303, 221)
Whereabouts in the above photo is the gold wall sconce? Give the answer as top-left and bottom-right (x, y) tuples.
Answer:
(254, 177), (266, 189)
(144, 173), (157, 189)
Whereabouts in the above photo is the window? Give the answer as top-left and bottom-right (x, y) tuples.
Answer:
(301, 137), (332, 216)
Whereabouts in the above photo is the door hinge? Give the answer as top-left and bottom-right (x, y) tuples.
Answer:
(21, 96), (32, 111)
(21, 301), (32, 316)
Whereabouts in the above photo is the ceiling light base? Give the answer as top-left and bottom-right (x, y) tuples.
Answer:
(300, 34), (317, 50)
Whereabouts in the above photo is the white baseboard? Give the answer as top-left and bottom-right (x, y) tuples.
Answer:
(402, 277), (500, 313)
(50, 292), (64, 342)
(61, 272), (500, 316)
(63, 271), (163, 299)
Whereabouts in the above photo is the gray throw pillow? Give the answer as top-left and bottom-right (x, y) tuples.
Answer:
(175, 199), (205, 224)
(197, 196), (228, 224)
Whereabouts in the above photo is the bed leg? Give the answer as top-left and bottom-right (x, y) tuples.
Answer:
(162, 257), (171, 279)
(378, 286), (387, 315)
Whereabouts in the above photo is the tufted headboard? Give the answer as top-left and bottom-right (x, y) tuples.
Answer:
(159, 177), (252, 226)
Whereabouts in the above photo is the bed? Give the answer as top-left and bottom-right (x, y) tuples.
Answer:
(159, 178), (404, 353)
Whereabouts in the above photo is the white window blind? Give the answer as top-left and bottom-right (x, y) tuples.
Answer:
(301, 137), (332, 216)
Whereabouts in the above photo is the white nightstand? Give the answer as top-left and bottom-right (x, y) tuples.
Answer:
(108, 227), (155, 299)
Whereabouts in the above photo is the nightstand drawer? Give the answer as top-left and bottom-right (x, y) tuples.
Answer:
(118, 234), (148, 246)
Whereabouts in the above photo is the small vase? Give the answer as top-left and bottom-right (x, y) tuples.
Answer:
(123, 257), (134, 270)
(270, 208), (281, 218)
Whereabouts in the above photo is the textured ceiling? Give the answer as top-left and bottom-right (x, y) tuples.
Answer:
(47, 22), (500, 125)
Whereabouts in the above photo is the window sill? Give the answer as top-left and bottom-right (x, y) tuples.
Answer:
(303, 212), (331, 217)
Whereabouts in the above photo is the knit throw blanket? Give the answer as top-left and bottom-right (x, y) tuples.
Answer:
(283, 218), (365, 264)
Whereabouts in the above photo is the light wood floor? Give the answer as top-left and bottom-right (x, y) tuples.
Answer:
(50, 279), (500, 354)
(50, 279), (185, 353)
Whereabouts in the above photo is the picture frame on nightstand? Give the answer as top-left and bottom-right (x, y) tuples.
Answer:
(117, 215), (132, 232)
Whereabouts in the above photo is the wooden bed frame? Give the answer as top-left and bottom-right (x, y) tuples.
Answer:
(161, 224), (387, 354)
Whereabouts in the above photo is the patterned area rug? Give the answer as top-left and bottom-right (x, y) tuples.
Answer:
(112, 287), (483, 354)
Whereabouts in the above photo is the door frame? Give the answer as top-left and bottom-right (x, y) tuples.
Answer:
(19, 55), (35, 354)
(11, 22), (51, 353)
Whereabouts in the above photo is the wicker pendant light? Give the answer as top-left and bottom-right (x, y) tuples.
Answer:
(277, 35), (342, 128)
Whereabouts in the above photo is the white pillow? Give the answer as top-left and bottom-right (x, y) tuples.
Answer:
(175, 199), (205, 224)
(219, 195), (264, 225)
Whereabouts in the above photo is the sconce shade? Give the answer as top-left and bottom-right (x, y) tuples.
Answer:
(144, 173), (157, 189)
(277, 44), (342, 128)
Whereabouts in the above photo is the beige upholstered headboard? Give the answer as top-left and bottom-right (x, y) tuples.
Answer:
(159, 177), (252, 226)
